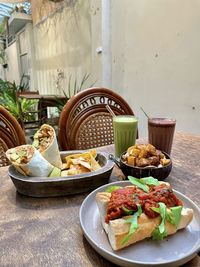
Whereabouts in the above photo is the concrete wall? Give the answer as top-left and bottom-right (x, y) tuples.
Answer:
(32, 0), (102, 95)
(5, 42), (20, 84)
(31, 0), (200, 136)
(0, 66), (5, 80)
(111, 0), (200, 136)
(1, 0), (199, 135)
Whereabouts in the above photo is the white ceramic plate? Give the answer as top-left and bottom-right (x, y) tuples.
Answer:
(79, 181), (200, 267)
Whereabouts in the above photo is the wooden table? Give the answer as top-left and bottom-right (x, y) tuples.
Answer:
(0, 132), (199, 267)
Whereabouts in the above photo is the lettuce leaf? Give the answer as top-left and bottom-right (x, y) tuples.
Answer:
(105, 185), (122, 193)
(166, 206), (183, 227)
(140, 176), (159, 186)
(128, 176), (149, 192)
(128, 176), (159, 192)
(152, 202), (168, 240)
(151, 203), (183, 240)
(121, 204), (142, 245)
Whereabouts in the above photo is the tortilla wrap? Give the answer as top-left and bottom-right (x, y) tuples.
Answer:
(33, 124), (62, 169)
(6, 145), (54, 177)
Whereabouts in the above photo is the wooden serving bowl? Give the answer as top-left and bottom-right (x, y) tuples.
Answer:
(110, 151), (172, 180)
(8, 151), (114, 197)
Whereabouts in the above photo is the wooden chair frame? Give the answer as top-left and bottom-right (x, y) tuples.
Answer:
(58, 87), (136, 150)
(0, 105), (26, 166)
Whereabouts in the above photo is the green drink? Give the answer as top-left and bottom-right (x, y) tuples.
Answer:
(113, 115), (138, 158)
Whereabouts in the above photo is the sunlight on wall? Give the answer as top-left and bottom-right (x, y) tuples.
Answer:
(33, 0), (102, 95)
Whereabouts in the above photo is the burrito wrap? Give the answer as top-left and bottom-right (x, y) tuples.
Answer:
(6, 145), (54, 177)
(33, 124), (62, 169)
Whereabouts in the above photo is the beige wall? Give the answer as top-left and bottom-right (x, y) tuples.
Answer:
(31, 0), (200, 136)
(5, 42), (20, 84)
(32, 0), (102, 95)
(111, 0), (200, 136)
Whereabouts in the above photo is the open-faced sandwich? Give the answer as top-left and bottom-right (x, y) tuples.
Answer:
(96, 176), (193, 250)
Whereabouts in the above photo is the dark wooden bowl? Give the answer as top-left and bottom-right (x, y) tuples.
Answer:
(110, 151), (172, 180)
(8, 151), (114, 197)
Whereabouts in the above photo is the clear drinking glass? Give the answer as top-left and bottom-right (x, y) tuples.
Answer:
(148, 118), (176, 155)
(113, 115), (138, 158)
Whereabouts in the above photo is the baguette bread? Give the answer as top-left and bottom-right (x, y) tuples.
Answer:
(96, 182), (193, 250)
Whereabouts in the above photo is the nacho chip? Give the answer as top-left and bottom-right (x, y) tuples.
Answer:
(62, 150), (101, 176)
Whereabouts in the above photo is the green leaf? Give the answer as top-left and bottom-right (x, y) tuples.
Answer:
(121, 204), (142, 245)
(151, 202), (168, 240)
(105, 185), (122, 193)
(128, 176), (149, 192)
(170, 206), (183, 227)
(151, 207), (160, 213)
(151, 205), (183, 229)
(140, 176), (159, 186)
(158, 202), (166, 234)
(152, 228), (168, 240)
(121, 206), (134, 215)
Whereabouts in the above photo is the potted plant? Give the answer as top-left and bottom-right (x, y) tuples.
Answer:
(0, 77), (37, 123)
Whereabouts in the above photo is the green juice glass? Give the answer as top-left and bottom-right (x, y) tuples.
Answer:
(113, 115), (138, 158)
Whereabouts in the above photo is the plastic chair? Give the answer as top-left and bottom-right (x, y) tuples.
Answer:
(58, 87), (136, 150)
(0, 105), (26, 166)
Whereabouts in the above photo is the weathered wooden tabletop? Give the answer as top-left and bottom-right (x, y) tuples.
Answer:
(0, 132), (199, 267)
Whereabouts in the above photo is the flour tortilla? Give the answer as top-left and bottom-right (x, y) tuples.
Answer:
(6, 145), (54, 177)
(33, 124), (62, 169)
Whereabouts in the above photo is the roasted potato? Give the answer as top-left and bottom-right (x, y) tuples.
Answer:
(123, 144), (170, 168)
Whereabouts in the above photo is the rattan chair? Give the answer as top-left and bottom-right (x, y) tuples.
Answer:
(0, 138), (9, 167)
(0, 105), (26, 167)
(58, 87), (137, 150)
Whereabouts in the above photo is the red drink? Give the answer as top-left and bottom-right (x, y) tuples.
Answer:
(148, 118), (176, 155)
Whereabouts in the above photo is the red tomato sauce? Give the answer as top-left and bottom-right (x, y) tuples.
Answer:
(105, 184), (182, 223)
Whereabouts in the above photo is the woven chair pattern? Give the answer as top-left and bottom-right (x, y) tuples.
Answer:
(58, 87), (136, 150)
(0, 105), (26, 166)
(75, 113), (113, 149)
(0, 138), (9, 167)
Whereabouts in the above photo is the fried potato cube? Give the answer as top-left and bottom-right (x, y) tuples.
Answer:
(145, 144), (157, 156)
(127, 145), (137, 155)
(127, 156), (136, 166)
(138, 149), (148, 159)
(131, 148), (141, 157)
(160, 158), (170, 166)
(136, 158), (150, 167)
(148, 156), (160, 166)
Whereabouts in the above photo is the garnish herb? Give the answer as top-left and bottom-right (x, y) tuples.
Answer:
(140, 176), (159, 186)
(152, 202), (168, 240)
(105, 185), (122, 193)
(167, 206), (183, 227)
(151, 203), (183, 240)
(128, 176), (149, 192)
(121, 206), (134, 215)
(121, 204), (142, 245)
(128, 176), (159, 193)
